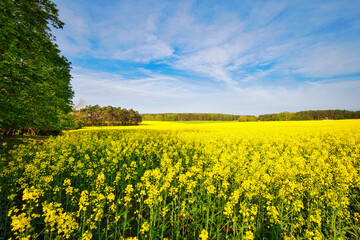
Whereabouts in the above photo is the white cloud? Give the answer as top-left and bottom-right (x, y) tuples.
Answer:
(71, 65), (360, 115)
(54, 0), (173, 62)
(289, 43), (360, 77)
(173, 47), (236, 84)
(54, 0), (360, 80)
(70, 66), (210, 111)
(110, 38), (174, 62)
(247, 0), (287, 27)
(239, 69), (274, 83)
(52, 0), (360, 114)
(224, 79), (360, 115)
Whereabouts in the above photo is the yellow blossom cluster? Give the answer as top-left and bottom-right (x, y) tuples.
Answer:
(1, 120), (360, 239)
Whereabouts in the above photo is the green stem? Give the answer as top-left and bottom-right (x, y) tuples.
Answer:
(123, 206), (128, 237)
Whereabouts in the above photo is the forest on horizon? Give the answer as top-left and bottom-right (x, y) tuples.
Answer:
(141, 109), (360, 122)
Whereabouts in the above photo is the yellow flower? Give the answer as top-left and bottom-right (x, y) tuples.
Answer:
(82, 230), (93, 240)
(96, 172), (106, 186)
(309, 209), (322, 226)
(223, 202), (233, 217)
(266, 206), (280, 224)
(11, 212), (31, 234)
(107, 192), (115, 203)
(244, 230), (254, 240)
(162, 206), (169, 217)
(140, 221), (150, 234)
(206, 185), (216, 194)
(199, 229), (209, 240)
(23, 186), (42, 202)
(78, 190), (89, 213)
(42, 202), (78, 238)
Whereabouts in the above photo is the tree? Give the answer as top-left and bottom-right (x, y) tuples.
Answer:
(73, 105), (142, 126)
(238, 115), (258, 122)
(0, 0), (74, 135)
(275, 111), (294, 121)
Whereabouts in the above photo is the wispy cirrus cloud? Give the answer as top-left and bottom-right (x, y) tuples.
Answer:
(53, 0), (360, 114)
(288, 43), (360, 78)
(71, 66), (360, 115)
(55, 0), (172, 62)
(71, 67), (193, 99)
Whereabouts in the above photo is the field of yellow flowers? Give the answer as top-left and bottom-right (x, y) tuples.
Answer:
(1, 120), (360, 239)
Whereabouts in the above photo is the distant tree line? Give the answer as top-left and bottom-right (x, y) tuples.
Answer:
(237, 115), (258, 122)
(73, 105), (142, 126)
(141, 113), (255, 121)
(141, 110), (360, 122)
(258, 110), (360, 121)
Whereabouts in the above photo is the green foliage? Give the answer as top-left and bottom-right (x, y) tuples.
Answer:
(0, 0), (74, 136)
(73, 105), (142, 126)
(258, 110), (360, 121)
(238, 115), (258, 122)
(142, 113), (243, 121)
(275, 111), (294, 121)
(291, 110), (360, 120)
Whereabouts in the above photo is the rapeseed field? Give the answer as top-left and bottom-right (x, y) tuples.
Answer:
(1, 120), (360, 239)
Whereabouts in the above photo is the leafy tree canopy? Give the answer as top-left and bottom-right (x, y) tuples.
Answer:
(0, 0), (74, 135)
(73, 105), (142, 126)
(141, 113), (245, 121)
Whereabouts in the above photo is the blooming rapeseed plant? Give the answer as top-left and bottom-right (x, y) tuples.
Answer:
(2, 120), (360, 239)
(199, 229), (209, 240)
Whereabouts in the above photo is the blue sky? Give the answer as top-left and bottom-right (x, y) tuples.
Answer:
(52, 0), (360, 115)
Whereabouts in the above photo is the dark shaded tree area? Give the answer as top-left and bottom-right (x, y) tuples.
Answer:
(0, 0), (74, 136)
(141, 113), (255, 121)
(258, 110), (360, 121)
(73, 105), (142, 126)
